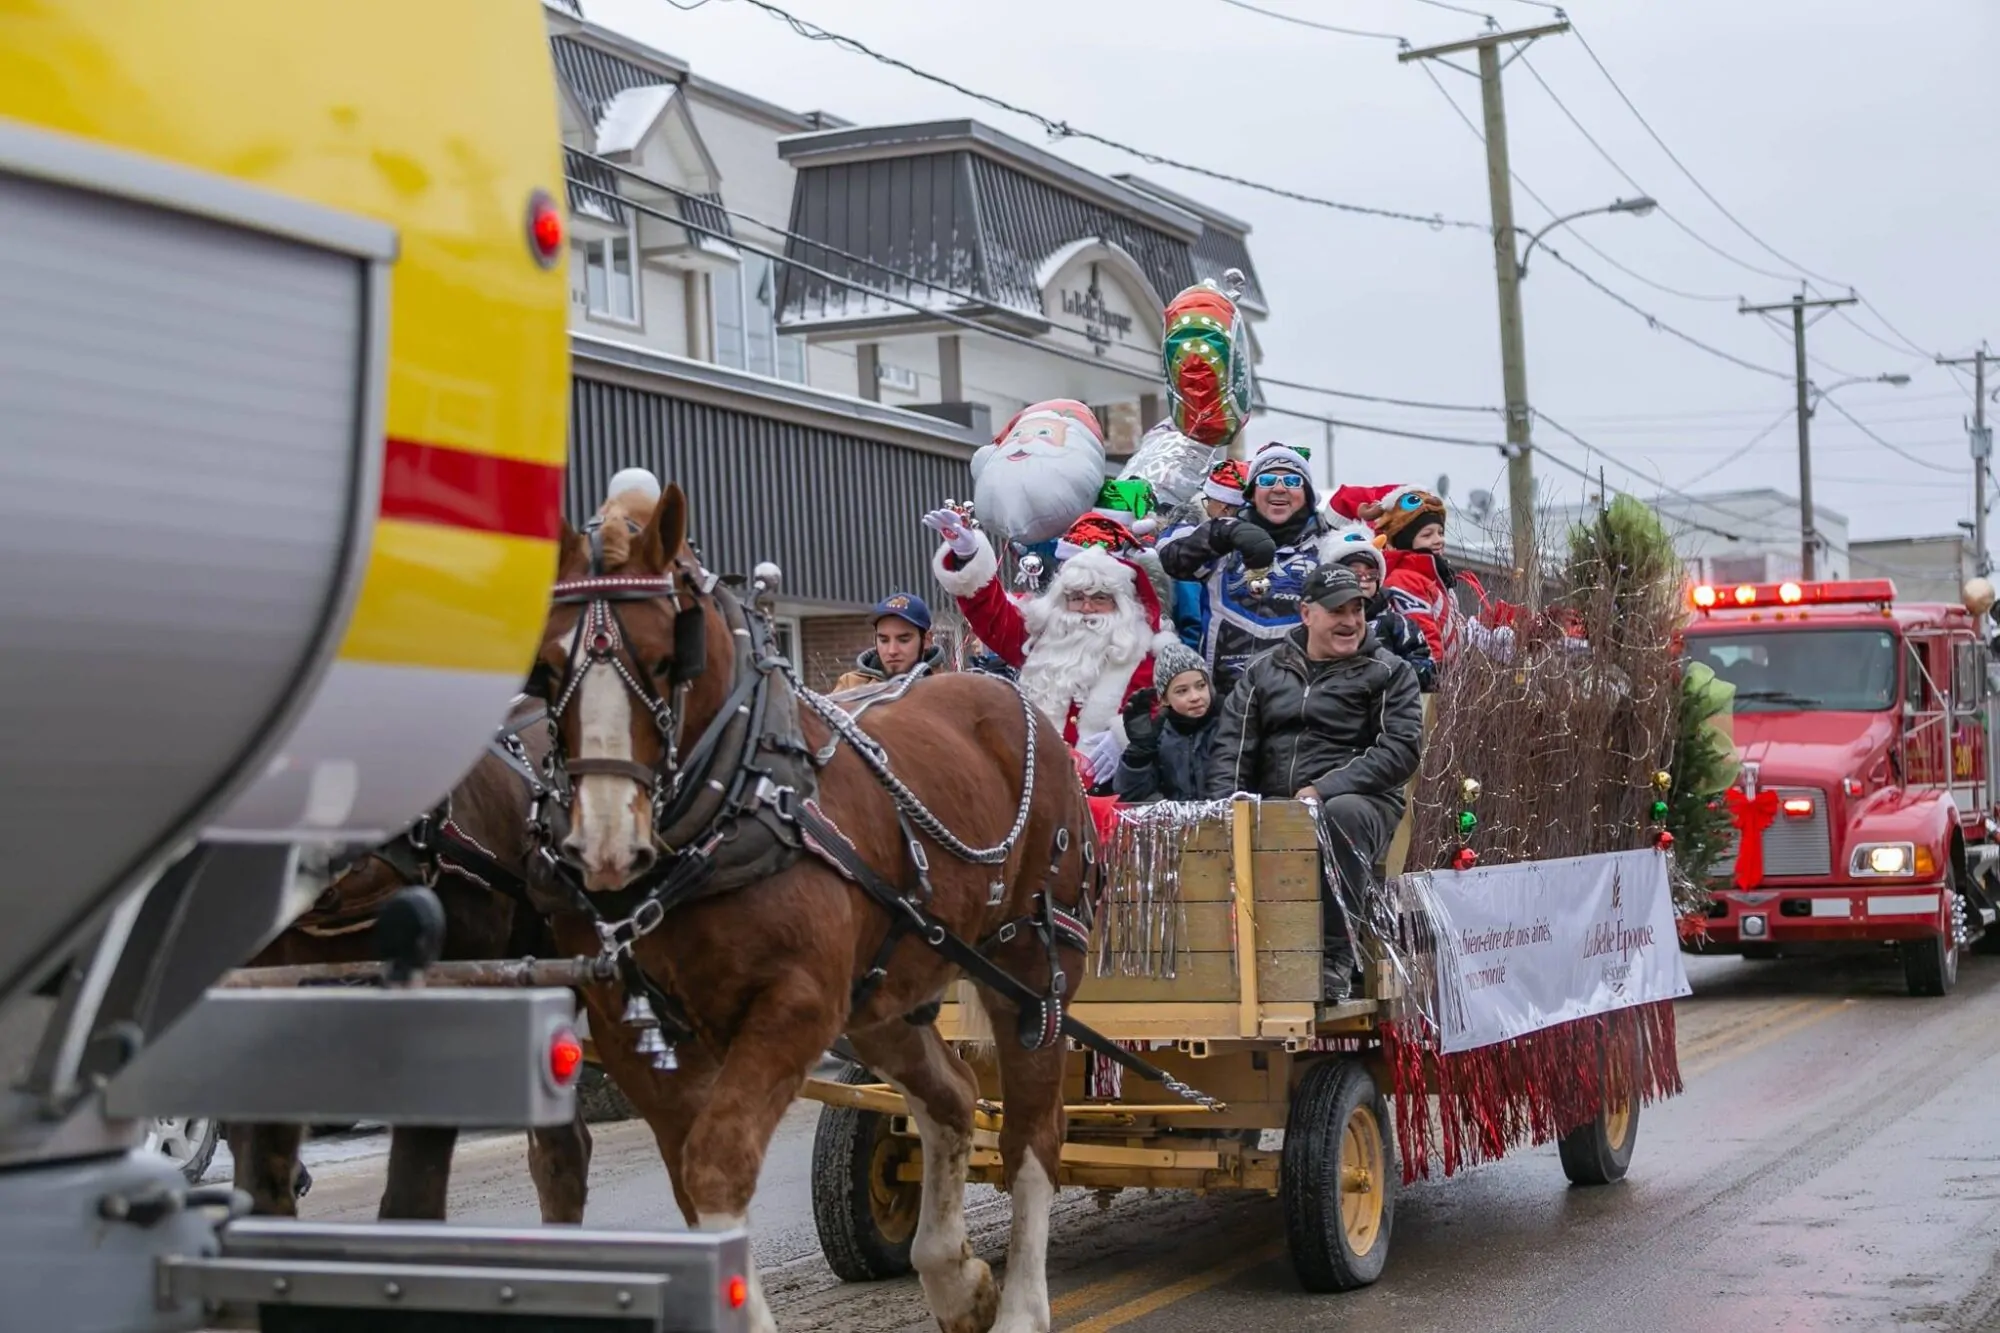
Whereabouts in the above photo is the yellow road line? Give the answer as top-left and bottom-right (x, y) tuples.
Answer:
(1684, 999), (1851, 1079)
(1047, 994), (1855, 1330)
(1051, 1263), (1174, 1320)
(1061, 1240), (1286, 1333)
(1675, 998), (1829, 1064)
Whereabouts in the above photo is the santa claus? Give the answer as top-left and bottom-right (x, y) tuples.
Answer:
(925, 506), (1177, 787)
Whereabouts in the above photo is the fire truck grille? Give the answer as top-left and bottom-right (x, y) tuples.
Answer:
(1713, 786), (1832, 879)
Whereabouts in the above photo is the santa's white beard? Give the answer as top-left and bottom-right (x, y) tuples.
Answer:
(1018, 599), (1148, 732)
(971, 443), (1108, 545)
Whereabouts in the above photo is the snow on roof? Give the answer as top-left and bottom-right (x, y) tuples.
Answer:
(597, 84), (677, 155)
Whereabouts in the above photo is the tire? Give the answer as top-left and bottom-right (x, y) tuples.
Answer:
(145, 1115), (219, 1184)
(1738, 943), (1779, 961)
(1558, 1044), (1640, 1187)
(1281, 1057), (1395, 1292)
(811, 1063), (920, 1282)
(1902, 886), (1962, 997)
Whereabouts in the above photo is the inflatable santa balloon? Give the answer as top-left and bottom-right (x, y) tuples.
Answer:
(970, 399), (1109, 546)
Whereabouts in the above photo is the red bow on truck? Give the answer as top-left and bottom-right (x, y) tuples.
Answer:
(1725, 787), (1780, 890)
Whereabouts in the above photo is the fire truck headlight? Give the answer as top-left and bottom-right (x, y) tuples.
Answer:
(1852, 843), (1915, 876)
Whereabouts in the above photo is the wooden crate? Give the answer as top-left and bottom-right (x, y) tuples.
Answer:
(934, 800), (1333, 1043)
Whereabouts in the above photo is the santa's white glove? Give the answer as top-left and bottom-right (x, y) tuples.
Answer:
(923, 508), (980, 558)
(1073, 730), (1122, 786)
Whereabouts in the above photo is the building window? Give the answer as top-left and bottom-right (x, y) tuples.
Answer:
(770, 615), (801, 671)
(713, 253), (805, 383)
(575, 231), (638, 326)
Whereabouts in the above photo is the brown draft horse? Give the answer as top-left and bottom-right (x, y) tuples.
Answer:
(528, 484), (1091, 1333)
(229, 713), (593, 1223)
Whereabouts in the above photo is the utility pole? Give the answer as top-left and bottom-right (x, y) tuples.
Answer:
(1402, 21), (1569, 595)
(1739, 292), (1856, 580)
(1939, 346), (1994, 576)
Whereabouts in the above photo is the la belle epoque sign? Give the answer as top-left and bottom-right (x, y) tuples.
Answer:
(1057, 265), (1134, 354)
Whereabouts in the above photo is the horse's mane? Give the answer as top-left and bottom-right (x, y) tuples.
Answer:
(593, 492), (657, 572)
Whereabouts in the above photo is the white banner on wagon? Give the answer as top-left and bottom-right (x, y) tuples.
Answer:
(1421, 848), (1691, 1054)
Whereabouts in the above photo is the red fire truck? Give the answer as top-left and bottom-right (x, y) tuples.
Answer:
(1683, 577), (2000, 996)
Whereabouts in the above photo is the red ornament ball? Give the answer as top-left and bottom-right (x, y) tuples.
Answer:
(1451, 846), (1479, 871)
(1654, 829), (1675, 849)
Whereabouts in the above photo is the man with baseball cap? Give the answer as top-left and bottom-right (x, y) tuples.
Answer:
(833, 592), (943, 693)
(1206, 564), (1424, 998)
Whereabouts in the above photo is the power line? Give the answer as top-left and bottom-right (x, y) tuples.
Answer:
(1211, 0), (1406, 42)
(1414, 62), (1791, 383)
(1535, 244), (1791, 381)
(714, 0), (1488, 231)
(1569, 24), (1844, 289)
(1816, 395), (1966, 476)
(1401, 0), (1500, 18)
(1260, 401), (1509, 450)
(1515, 53), (1783, 298)
(1256, 374), (1500, 414)
(1671, 408), (1796, 490)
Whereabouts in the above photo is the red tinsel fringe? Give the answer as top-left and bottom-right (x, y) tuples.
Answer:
(1380, 1001), (1682, 1184)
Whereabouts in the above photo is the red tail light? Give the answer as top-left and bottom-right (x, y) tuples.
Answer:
(526, 190), (564, 268)
(548, 1027), (584, 1086)
(725, 1275), (749, 1310)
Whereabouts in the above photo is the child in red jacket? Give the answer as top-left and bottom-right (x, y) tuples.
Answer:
(1326, 483), (1458, 660)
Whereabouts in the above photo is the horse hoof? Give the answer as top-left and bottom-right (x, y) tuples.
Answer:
(932, 1259), (999, 1333)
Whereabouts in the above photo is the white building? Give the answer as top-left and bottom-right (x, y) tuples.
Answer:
(1544, 487), (1852, 585)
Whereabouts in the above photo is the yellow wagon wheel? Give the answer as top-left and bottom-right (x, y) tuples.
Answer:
(1558, 1032), (1643, 1186)
(811, 1063), (922, 1281)
(1282, 1057), (1396, 1291)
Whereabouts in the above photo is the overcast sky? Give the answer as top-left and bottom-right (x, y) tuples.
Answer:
(585, 0), (1997, 551)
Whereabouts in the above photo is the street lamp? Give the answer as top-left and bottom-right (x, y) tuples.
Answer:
(1516, 196), (1657, 279)
(1808, 372), (1911, 409)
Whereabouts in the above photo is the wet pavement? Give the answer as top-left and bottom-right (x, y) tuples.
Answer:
(288, 950), (2000, 1331)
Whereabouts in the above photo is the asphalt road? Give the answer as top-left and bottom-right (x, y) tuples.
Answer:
(277, 950), (2000, 1332)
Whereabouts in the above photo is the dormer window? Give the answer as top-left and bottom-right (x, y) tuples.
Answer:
(715, 252), (804, 382)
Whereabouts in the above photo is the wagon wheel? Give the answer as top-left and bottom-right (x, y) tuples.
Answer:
(1558, 1033), (1641, 1186)
(1281, 1057), (1395, 1292)
(810, 1063), (921, 1282)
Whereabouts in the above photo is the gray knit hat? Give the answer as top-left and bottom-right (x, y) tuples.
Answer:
(1153, 640), (1210, 689)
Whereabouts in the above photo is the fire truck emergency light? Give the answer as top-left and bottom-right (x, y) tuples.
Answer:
(1781, 796), (1815, 817)
(1688, 578), (1897, 613)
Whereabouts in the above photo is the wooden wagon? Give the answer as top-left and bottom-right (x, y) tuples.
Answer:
(798, 799), (1643, 1292)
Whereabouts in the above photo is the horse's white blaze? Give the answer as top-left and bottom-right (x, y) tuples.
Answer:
(884, 1072), (992, 1331)
(993, 1154), (1055, 1333)
(570, 661), (646, 884)
(697, 1213), (772, 1333)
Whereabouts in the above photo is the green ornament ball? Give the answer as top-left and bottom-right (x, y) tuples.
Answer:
(1650, 799), (1670, 820)
(1457, 810), (1479, 833)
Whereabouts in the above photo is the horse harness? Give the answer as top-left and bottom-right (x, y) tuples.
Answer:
(527, 524), (1220, 1107)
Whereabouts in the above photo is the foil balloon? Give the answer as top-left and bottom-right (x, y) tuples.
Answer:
(1118, 419), (1217, 512)
(1161, 279), (1254, 446)
(970, 399), (1108, 545)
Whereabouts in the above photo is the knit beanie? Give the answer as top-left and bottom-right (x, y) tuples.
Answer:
(1153, 639), (1210, 690)
(1366, 486), (1447, 550)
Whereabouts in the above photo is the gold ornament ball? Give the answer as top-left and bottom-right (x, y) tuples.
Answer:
(1460, 778), (1483, 801)
(1652, 770), (1672, 791)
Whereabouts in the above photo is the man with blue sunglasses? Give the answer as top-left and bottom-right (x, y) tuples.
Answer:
(1158, 442), (1334, 695)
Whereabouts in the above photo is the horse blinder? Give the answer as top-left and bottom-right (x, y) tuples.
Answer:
(670, 603), (708, 686)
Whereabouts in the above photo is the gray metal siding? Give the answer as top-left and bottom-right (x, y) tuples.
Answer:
(1190, 225), (1266, 310)
(550, 35), (668, 124)
(563, 148), (627, 224)
(778, 151), (1197, 325)
(569, 378), (969, 607)
(779, 151), (984, 324)
(969, 155), (1195, 313)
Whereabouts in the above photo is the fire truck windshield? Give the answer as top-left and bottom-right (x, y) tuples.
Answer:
(1686, 628), (1899, 713)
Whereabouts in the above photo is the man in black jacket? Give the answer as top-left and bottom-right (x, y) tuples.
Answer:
(1206, 564), (1424, 997)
